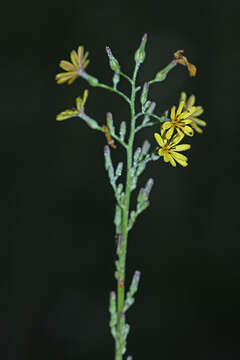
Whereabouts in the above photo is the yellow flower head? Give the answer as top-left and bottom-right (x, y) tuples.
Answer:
(161, 100), (196, 139)
(180, 92), (206, 134)
(154, 132), (191, 167)
(56, 90), (88, 121)
(56, 46), (90, 85)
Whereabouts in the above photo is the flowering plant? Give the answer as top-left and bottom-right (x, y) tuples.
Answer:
(56, 34), (206, 360)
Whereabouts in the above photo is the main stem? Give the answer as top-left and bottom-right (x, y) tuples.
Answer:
(115, 63), (140, 360)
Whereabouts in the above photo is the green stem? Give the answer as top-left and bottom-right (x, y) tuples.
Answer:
(115, 63), (140, 360)
(97, 83), (131, 104)
(133, 112), (165, 124)
(119, 71), (132, 84)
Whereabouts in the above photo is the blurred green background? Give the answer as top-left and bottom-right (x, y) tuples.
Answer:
(2, 0), (240, 359)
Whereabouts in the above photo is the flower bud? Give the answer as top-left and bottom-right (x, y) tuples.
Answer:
(116, 162), (123, 178)
(155, 61), (177, 82)
(134, 33), (147, 64)
(141, 140), (151, 156)
(140, 82), (149, 105)
(106, 46), (120, 71)
(130, 270), (141, 295)
(106, 112), (115, 135)
(119, 121), (126, 141)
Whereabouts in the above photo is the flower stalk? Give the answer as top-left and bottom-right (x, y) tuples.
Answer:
(55, 35), (206, 360)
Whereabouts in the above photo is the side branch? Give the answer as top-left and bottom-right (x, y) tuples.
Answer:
(97, 83), (131, 105)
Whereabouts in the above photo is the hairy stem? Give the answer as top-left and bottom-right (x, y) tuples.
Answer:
(115, 63), (140, 360)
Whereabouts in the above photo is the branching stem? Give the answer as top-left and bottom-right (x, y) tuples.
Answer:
(97, 83), (131, 104)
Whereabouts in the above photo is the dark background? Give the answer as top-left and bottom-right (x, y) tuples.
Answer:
(2, 0), (240, 359)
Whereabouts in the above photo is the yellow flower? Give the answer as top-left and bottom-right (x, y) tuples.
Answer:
(161, 100), (196, 139)
(154, 132), (191, 167)
(56, 46), (90, 85)
(56, 90), (88, 121)
(180, 92), (206, 134)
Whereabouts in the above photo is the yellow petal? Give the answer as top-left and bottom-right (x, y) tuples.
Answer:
(171, 132), (184, 145)
(176, 100), (184, 116)
(56, 109), (78, 121)
(70, 50), (80, 68)
(162, 121), (172, 131)
(183, 126), (194, 136)
(163, 152), (170, 163)
(182, 119), (192, 125)
(56, 75), (73, 84)
(77, 46), (84, 60)
(59, 60), (75, 71)
(82, 59), (90, 69)
(178, 107), (196, 120)
(82, 89), (89, 106)
(170, 151), (188, 162)
(154, 133), (164, 147)
(174, 144), (191, 151)
(82, 50), (89, 62)
(191, 122), (203, 133)
(168, 154), (176, 167)
(158, 148), (164, 156)
(176, 127), (184, 138)
(56, 72), (72, 80)
(67, 74), (77, 84)
(175, 158), (188, 167)
(56, 72), (76, 84)
(170, 106), (176, 120)
(191, 117), (206, 126)
(187, 95), (195, 107)
(166, 126), (174, 140)
(192, 106), (204, 117)
(76, 97), (82, 112)
(180, 92), (187, 104)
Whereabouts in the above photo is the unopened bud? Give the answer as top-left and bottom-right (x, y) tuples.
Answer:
(133, 147), (141, 165)
(155, 61), (177, 82)
(106, 112), (115, 134)
(116, 162), (123, 177)
(144, 178), (154, 198)
(140, 82), (149, 105)
(130, 270), (141, 294)
(119, 121), (126, 141)
(106, 46), (120, 71)
(142, 140), (151, 156)
(104, 145), (112, 170)
(135, 33), (148, 64)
